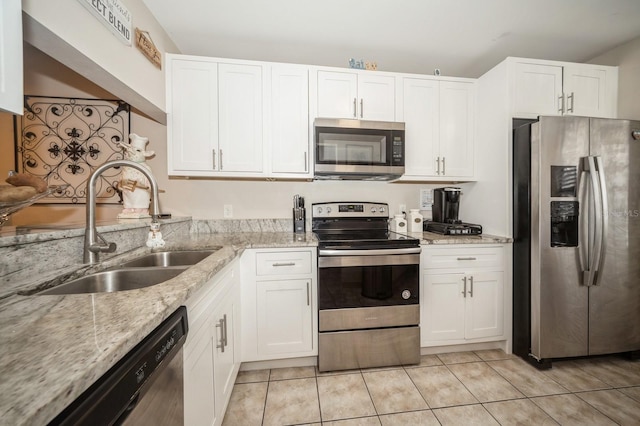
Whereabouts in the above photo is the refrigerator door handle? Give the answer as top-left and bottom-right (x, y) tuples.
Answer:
(578, 169), (590, 280)
(593, 156), (608, 285)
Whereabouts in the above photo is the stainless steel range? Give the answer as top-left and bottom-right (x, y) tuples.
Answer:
(312, 202), (421, 372)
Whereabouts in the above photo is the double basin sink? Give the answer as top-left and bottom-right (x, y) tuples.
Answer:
(38, 249), (220, 295)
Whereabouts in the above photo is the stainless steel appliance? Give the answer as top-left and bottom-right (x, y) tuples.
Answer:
(312, 202), (421, 372)
(314, 118), (405, 180)
(513, 116), (640, 368)
(50, 307), (188, 425)
(424, 187), (482, 235)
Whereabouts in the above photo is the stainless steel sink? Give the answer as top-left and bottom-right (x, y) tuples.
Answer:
(118, 249), (220, 268)
(37, 267), (186, 295)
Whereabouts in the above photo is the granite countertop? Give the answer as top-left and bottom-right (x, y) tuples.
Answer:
(416, 231), (512, 244)
(0, 231), (317, 426)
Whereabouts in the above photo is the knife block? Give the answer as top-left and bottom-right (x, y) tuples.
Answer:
(293, 208), (306, 233)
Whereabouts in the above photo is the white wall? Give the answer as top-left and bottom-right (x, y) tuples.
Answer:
(21, 0), (179, 123)
(589, 35), (640, 120)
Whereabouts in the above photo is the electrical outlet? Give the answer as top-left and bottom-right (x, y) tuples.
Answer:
(399, 204), (406, 214)
(223, 204), (233, 218)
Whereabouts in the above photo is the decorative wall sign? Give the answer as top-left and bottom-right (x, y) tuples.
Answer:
(135, 28), (162, 69)
(17, 96), (131, 204)
(77, 0), (132, 45)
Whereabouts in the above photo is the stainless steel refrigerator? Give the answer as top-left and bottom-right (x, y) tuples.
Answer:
(513, 115), (640, 368)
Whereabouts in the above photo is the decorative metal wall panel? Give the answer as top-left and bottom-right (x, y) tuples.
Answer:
(17, 96), (130, 204)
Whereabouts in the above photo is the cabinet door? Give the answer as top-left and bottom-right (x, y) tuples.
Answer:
(563, 65), (614, 118)
(317, 70), (358, 119)
(184, 321), (216, 426)
(512, 62), (563, 117)
(401, 78), (439, 177)
(0, 0), (22, 114)
(212, 291), (237, 423)
(270, 65), (311, 175)
(465, 271), (504, 340)
(218, 63), (263, 172)
(422, 272), (466, 342)
(256, 279), (313, 355)
(168, 59), (218, 172)
(439, 81), (475, 177)
(358, 74), (396, 121)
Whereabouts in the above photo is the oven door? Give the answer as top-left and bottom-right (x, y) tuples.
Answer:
(318, 251), (419, 330)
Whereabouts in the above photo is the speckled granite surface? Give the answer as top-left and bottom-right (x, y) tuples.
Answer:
(416, 231), (512, 244)
(0, 226), (317, 426)
(0, 218), (509, 425)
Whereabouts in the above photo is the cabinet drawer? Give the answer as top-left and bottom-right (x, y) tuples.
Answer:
(422, 246), (504, 269)
(256, 251), (312, 276)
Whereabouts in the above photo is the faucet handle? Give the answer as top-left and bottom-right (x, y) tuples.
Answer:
(89, 233), (117, 254)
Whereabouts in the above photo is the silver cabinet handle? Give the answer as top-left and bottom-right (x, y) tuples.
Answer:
(212, 149), (217, 170)
(558, 94), (565, 114)
(353, 98), (357, 118)
(215, 315), (226, 352)
(567, 92), (574, 113)
(272, 262), (296, 267)
(219, 149), (223, 170)
(442, 157), (446, 175)
(457, 257), (477, 261)
(468, 275), (474, 297)
(306, 281), (310, 306)
(436, 157), (441, 175)
(462, 276), (467, 297)
(360, 98), (364, 118)
(304, 152), (308, 172)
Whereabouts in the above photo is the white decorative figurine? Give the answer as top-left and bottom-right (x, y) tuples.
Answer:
(117, 133), (155, 219)
(146, 221), (165, 248)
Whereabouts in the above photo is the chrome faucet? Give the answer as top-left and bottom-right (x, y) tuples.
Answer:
(84, 160), (161, 264)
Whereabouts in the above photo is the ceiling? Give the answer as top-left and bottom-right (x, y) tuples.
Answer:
(143, 0), (640, 78)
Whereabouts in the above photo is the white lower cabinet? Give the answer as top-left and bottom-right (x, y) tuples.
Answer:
(421, 245), (507, 346)
(241, 248), (318, 361)
(183, 260), (241, 426)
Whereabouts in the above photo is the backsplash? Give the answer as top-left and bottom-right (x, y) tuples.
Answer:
(191, 218), (292, 234)
(0, 218), (191, 298)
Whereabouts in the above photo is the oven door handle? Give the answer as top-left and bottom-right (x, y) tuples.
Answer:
(319, 248), (422, 256)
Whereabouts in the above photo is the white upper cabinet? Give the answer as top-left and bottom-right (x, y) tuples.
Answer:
(401, 78), (439, 177)
(167, 58), (218, 172)
(510, 58), (617, 119)
(316, 70), (395, 120)
(166, 55), (264, 177)
(512, 62), (563, 117)
(439, 81), (475, 177)
(0, 0), (23, 115)
(400, 77), (475, 180)
(218, 63), (263, 173)
(269, 65), (311, 177)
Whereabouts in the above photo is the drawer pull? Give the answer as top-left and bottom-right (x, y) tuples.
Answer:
(272, 262), (296, 267)
(457, 257), (477, 261)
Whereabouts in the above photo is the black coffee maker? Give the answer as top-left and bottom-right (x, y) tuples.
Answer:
(426, 187), (482, 235)
(432, 187), (462, 224)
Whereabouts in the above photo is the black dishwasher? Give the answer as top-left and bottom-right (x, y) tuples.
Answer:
(50, 306), (188, 425)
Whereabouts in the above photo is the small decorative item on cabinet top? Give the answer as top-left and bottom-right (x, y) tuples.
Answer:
(349, 58), (377, 70)
(135, 28), (162, 69)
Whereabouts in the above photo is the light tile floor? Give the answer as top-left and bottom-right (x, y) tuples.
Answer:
(222, 350), (640, 425)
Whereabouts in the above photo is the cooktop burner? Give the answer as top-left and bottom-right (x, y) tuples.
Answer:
(312, 202), (420, 250)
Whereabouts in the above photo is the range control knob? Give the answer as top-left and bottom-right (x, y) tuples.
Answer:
(401, 289), (411, 300)
(317, 207), (323, 214)
(326, 207), (332, 213)
(371, 207), (377, 213)
(379, 207), (386, 213)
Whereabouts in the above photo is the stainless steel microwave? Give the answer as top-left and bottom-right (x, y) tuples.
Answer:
(314, 118), (405, 180)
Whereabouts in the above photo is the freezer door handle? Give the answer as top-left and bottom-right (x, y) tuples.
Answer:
(593, 155), (608, 285)
(578, 169), (589, 281)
